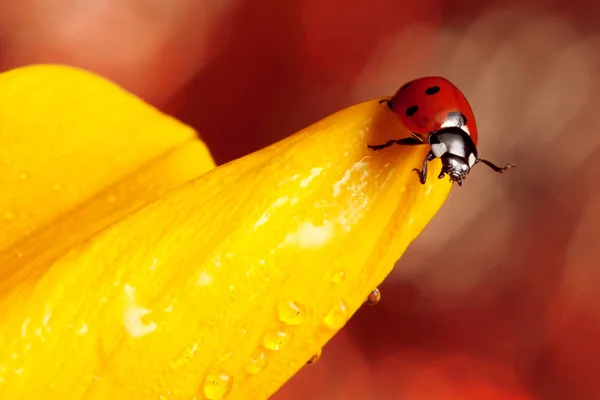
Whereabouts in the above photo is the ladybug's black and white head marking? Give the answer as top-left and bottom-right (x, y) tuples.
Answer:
(429, 127), (478, 185)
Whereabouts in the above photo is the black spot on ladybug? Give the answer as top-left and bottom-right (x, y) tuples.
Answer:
(400, 82), (411, 91)
(425, 86), (440, 95)
(447, 111), (467, 126)
(406, 105), (419, 117)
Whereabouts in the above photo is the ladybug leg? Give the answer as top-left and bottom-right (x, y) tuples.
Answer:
(412, 151), (435, 184)
(378, 98), (394, 112)
(367, 136), (424, 151)
(475, 158), (516, 173)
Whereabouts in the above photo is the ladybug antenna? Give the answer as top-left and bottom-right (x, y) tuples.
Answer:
(475, 158), (516, 174)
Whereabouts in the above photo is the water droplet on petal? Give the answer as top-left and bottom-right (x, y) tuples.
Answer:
(365, 288), (381, 305)
(203, 372), (233, 400)
(331, 270), (345, 283)
(277, 301), (304, 325)
(306, 349), (322, 365)
(324, 300), (347, 330)
(245, 348), (268, 374)
(263, 330), (293, 351)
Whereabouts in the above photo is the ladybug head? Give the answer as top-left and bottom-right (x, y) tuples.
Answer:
(440, 153), (470, 185)
(429, 127), (477, 186)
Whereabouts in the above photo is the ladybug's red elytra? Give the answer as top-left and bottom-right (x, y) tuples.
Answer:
(368, 76), (515, 186)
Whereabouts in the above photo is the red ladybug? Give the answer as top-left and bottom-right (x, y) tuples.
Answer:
(368, 77), (515, 186)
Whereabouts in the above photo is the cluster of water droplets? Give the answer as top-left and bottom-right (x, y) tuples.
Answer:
(201, 298), (306, 399)
(200, 269), (382, 399)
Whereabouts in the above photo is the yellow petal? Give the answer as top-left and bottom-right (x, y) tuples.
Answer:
(0, 66), (451, 400)
(0, 64), (215, 254)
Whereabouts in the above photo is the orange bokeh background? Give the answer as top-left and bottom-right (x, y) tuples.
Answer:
(2, 0), (600, 398)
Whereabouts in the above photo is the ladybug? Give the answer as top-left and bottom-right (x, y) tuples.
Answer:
(368, 76), (514, 186)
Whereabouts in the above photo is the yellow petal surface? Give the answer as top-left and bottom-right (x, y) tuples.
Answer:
(0, 65), (452, 400)
(0, 64), (216, 253)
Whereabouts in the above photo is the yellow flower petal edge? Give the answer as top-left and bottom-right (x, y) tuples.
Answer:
(0, 65), (452, 400)
(0, 64), (216, 253)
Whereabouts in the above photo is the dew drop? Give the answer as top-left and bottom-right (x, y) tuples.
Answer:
(277, 301), (304, 325)
(324, 300), (347, 330)
(263, 330), (293, 351)
(331, 270), (345, 283)
(245, 348), (268, 374)
(306, 349), (322, 365)
(203, 372), (233, 400)
(365, 288), (381, 305)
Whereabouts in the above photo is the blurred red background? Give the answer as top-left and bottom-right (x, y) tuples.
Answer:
(2, 0), (600, 398)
